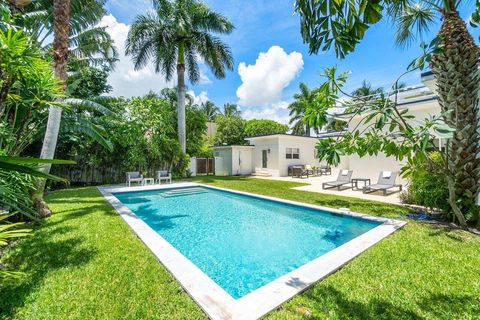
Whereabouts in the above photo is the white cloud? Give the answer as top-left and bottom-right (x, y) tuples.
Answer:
(236, 46), (303, 106)
(187, 90), (209, 105)
(198, 69), (212, 85)
(100, 14), (173, 97)
(242, 101), (291, 125)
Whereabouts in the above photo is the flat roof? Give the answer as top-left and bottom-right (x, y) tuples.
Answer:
(245, 132), (344, 140)
(334, 93), (438, 120)
(211, 145), (255, 149)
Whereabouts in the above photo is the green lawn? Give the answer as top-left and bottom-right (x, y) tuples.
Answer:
(1, 176), (479, 319)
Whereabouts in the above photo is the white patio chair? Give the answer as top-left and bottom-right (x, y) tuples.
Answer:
(156, 170), (171, 184)
(126, 171), (143, 187)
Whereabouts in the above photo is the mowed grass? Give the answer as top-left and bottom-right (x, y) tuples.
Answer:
(0, 176), (479, 319)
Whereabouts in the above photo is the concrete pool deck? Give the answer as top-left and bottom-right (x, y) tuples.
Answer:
(250, 169), (403, 205)
(99, 182), (406, 320)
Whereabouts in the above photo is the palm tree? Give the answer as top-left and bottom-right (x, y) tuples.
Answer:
(222, 103), (240, 117)
(21, 0), (118, 68)
(351, 80), (383, 97)
(126, 0), (234, 153)
(201, 101), (219, 121)
(34, 0), (70, 217)
(288, 83), (317, 136)
(296, 0), (480, 227)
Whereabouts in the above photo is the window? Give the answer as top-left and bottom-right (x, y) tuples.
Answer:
(286, 148), (300, 159)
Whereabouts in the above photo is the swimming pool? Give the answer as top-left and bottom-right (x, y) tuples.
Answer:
(101, 183), (405, 319)
(114, 186), (380, 299)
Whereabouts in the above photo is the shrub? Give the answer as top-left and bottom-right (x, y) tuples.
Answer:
(400, 152), (449, 212)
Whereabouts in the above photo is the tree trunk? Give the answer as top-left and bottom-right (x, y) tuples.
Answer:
(446, 174), (468, 228)
(177, 63), (186, 153)
(430, 8), (480, 226)
(33, 0), (70, 217)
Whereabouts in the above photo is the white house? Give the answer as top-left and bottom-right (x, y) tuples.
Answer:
(335, 76), (442, 183)
(211, 74), (442, 181)
(245, 133), (345, 177)
(213, 132), (345, 177)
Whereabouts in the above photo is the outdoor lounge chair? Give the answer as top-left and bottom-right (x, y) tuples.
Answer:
(319, 164), (332, 175)
(126, 171), (143, 187)
(322, 170), (353, 190)
(363, 171), (402, 196)
(292, 165), (314, 178)
(156, 170), (171, 184)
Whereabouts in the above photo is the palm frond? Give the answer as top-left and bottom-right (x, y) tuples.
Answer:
(394, 2), (436, 48)
(190, 2), (234, 34)
(64, 98), (114, 115)
(69, 117), (113, 151)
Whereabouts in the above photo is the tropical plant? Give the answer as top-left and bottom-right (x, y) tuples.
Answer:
(307, 67), (475, 228)
(0, 156), (72, 219)
(244, 119), (288, 137)
(0, 27), (113, 156)
(288, 83), (318, 136)
(222, 103), (240, 117)
(126, 0), (234, 153)
(0, 213), (31, 281)
(214, 115), (245, 146)
(324, 118), (347, 132)
(66, 66), (112, 99)
(295, 0), (480, 225)
(0, 28), (61, 155)
(33, 0), (71, 216)
(400, 151), (449, 212)
(19, 0), (118, 68)
(201, 101), (219, 121)
(51, 93), (206, 185)
(0, 155), (73, 281)
(351, 80), (383, 98)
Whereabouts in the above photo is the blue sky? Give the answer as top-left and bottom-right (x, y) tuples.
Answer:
(103, 0), (479, 123)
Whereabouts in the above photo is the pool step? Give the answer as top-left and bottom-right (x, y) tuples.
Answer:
(160, 187), (208, 198)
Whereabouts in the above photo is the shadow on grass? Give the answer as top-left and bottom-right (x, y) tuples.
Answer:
(0, 202), (99, 318)
(291, 285), (477, 319)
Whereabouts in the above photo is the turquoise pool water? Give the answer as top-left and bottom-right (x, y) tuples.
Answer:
(113, 186), (381, 299)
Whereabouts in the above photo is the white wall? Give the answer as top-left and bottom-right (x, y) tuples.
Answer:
(247, 135), (347, 177)
(188, 157), (197, 176)
(250, 137), (280, 176)
(278, 137), (323, 176)
(213, 148), (232, 175)
(231, 147), (254, 175)
(346, 101), (441, 184)
(213, 147), (254, 176)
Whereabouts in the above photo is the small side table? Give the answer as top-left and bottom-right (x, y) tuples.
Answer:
(351, 178), (370, 190)
(142, 177), (155, 185)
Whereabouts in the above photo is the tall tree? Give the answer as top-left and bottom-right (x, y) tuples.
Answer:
(295, 0), (480, 226)
(201, 101), (219, 121)
(222, 103), (240, 117)
(288, 83), (317, 136)
(21, 0), (118, 68)
(244, 119), (288, 137)
(34, 0), (70, 217)
(126, 0), (234, 153)
(351, 80), (383, 97)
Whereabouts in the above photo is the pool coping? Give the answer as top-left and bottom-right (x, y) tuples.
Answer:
(98, 182), (406, 320)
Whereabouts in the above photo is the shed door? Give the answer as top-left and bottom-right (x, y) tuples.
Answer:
(262, 150), (268, 168)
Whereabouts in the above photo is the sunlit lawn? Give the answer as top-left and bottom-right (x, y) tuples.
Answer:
(1, 176), (479, 319)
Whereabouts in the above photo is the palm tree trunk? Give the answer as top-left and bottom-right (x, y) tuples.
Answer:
(33, 0), (70, 217)
(177, 42), (186, 153)
(431, 8), (480, 228)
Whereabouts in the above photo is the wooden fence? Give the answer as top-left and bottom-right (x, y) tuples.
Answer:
(51, 163), (171, 186)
